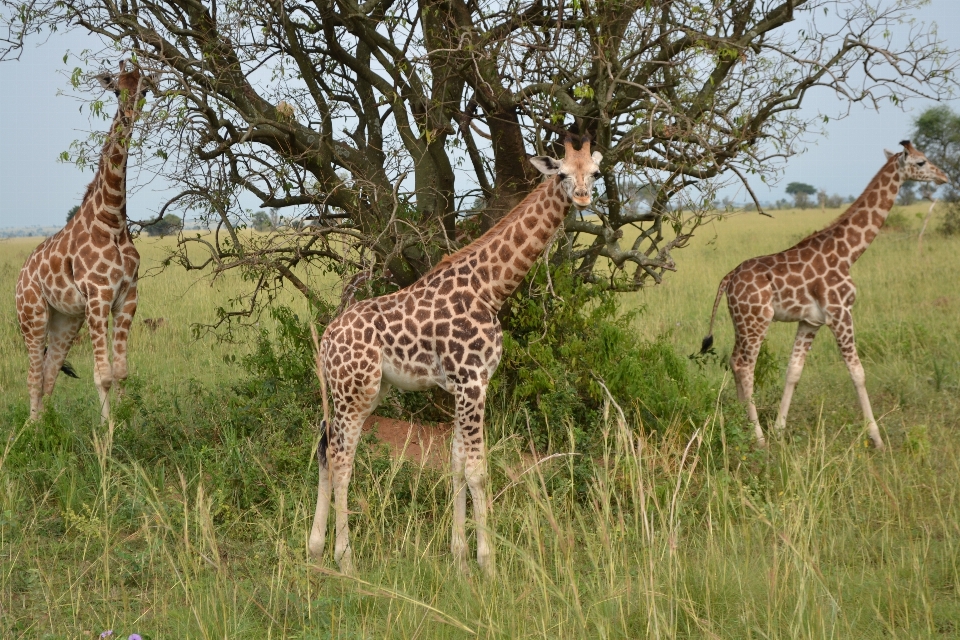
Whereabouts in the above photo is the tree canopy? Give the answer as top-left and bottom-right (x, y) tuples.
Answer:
(2, 0), (956, 328)
(912, 104), (960, 234)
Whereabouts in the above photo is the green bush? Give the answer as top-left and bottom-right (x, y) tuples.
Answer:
(491, 262), (712, 453)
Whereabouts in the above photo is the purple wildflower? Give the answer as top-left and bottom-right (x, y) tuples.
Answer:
(128, 635), (143, 640)
(99, 632), (114, 639)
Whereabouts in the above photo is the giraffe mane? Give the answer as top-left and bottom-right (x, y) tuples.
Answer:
(793, 151), (899, 246)
(424, 178), (556, 277)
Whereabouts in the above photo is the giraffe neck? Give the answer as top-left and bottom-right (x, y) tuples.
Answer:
(806, 157), (901, 265)
(431, 176), (570, 311)
(77, 108), (132, 233)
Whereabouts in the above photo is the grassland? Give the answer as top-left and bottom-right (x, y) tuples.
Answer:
(1, 202), (958, 639)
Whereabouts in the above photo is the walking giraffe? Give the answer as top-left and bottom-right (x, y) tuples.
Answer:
(700, 141), (948, 448)
(309, 134), (603, 575)
(16, 62), (153, 426)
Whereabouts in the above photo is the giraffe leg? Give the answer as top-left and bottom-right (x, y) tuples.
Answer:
(828, 310), (883, 449)
(774, 321), (820, 432)
(308, 419), (333, 559)
(17, 287), (48, 422)
(42, 311), (85, 397)
(453, 381), (493, 576)
(730, 314), (772, 446)
(308, 379), (391, 562)
(450, 419), (468, 572)
(86, 292), (115, 427)
(110, 281), (138, 392)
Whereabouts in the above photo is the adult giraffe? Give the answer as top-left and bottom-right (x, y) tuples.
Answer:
(309, 134), (603, 575)
(700, 141), (947, 448)
(16, 62), (153, 426)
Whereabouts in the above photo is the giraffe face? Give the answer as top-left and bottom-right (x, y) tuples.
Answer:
(888, 141), (949, 185)
(529, 137), (604, 209)
(96, 61), (154, 122)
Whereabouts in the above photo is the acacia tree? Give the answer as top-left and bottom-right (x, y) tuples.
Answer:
(2, 0), (956, 329)
(786, 181), (817, 208)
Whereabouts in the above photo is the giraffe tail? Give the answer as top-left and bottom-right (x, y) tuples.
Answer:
(700, 272), (733, 354)
(42, 346), (80, 378)
(309, 323), (330, 469)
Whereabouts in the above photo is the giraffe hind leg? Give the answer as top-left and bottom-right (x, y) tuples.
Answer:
(42, 311), (85, 397)
(18, 295), (48, 423)
(308, 419), (332, 559)
(730, 311), (772, 446)
(774, 321), (819, 432)
(313, 342), (383, 573)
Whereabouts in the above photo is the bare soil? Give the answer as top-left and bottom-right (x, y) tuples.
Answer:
(362, 416), (451, 468)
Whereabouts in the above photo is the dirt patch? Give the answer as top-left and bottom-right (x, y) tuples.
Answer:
(362, 416), (451, 468)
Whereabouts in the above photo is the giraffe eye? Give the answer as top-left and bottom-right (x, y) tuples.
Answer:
(592, 171), (602, 180)
(917, 161), (926, 167)
(558, 173), (568, 181)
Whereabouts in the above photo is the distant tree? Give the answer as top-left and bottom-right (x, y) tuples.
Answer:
(786, 182), (817, 209)
(911, 105), (960, 235)
(145, 214), (183, 237)
(817, 188), (827, 212)
(826, 194), (846, 209)
(66, 205), (80, 222)
(898, 181), (918, 206)
(251, 210), (272, 232)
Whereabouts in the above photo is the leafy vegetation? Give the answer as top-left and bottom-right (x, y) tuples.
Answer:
(1, 202), (958, 637)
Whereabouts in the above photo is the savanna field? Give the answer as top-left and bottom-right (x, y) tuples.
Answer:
(1, 203), (958, 638)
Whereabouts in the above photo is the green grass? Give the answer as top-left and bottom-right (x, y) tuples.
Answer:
(1, 204), (959, 639)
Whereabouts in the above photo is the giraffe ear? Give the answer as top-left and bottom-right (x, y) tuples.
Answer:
(883, 149), (896, 160)
(529, 156), (562, 175)
(591, 151), (603, 165)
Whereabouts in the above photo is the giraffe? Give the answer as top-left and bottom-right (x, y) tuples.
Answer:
(699, 141), (948, 448)
(16, 61), (153, 426)
(308, 134), (603, 575)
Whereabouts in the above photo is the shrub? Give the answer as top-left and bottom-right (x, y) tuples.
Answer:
(939, 204), (960, 236)
(491, 262), (712, 453)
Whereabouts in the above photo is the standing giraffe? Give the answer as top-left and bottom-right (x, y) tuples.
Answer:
(16, 62), (153, 426)
(309, 134), (603, 575)
(700, 141), (947, 448)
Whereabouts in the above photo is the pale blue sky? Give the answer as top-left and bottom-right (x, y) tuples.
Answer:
(1, 1), (959, 228)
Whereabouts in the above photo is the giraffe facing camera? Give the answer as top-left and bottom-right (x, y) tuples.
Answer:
(700, 141), (947, 449)
(308, 131), (602, 576)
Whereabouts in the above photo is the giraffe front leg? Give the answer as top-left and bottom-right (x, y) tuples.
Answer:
(86, 294), (115, 427)
(774, 322), (819, 432)
(455, 381), (493, 576)
(111, 281), (138, 393)
(829, 310), (883, 449)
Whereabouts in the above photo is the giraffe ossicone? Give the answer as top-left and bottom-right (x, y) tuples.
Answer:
(309, 134), (602, 575)
(700, 140), (948, 448)
(16, 61), (153, 427)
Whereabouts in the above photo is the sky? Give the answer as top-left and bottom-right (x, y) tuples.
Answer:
(1, 1), (960, 229)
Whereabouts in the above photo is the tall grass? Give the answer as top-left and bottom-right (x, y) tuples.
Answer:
(1, 204), (958, 638)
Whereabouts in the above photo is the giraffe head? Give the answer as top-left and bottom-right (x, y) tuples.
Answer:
(96, 61), (155, 123)
(884, 140), (948, 185)
(529, 134), (604, 209)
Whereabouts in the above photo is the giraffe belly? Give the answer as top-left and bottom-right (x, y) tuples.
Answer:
(381, 356), (443, 392)
(773, 303), (826, 326)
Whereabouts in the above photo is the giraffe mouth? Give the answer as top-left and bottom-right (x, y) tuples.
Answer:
(572, 197), (592, 209)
